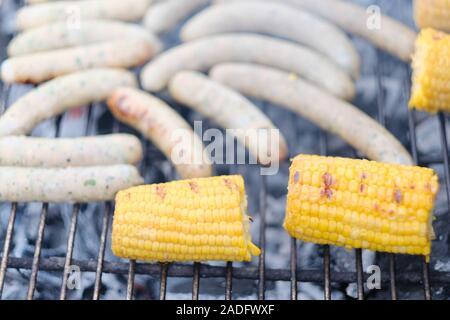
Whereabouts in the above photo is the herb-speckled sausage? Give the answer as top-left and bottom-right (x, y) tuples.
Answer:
(0, 68), (137, 136)
(0, 165), (144, 203)
(1, 38), (159, 84)
(210, 63), (413, 165)
(0, 134), (143, 167)
(8, 20), (161, 57)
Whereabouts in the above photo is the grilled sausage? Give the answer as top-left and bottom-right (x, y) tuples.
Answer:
(181, 1), (360, 78)
(0, 165), (144, 203)
(168, 71), (288, 165)
(214, 0), (416, 62)
(0, 68), (138, 136)
(0, 135), (143, 167)
(8, 20), (161, 57)
(1, 38), (159, 84)
(144, 0), (209, 35)
(107, 87), (212, 179)
(140, 33), (355, 100)
(210, 63), (414, 165)
(16, 0), (153, 30)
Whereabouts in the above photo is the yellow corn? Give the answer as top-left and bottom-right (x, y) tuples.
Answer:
(414, 0), (450, 32)
(409, 28), (450, 113)
(112, 175), (260, 262)
(284, 155), (439, 259)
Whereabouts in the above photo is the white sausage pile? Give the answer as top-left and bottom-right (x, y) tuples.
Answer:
(0, 0), (416, 203)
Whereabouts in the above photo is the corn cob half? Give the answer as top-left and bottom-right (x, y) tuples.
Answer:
(284, 155), (439, 259)
(414, 0), (450, 32)
(112, 175), (261, 262)
(409, 28), (450, 113)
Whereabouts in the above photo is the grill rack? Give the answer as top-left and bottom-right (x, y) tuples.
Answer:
(0, 0), (450, 300)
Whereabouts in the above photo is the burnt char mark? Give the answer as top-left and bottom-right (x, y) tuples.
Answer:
(189, 182), (199, 193)
(293, 171), (300, 184)
(394, 189), (403, 204)
(321, 172), (334, 200)
(224, 178), (237, 191)
(155, 186), (166, 200)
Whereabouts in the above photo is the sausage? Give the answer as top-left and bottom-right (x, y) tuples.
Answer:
(0, 165), (144, 203)
(168, 71), (288, 165)
(181, 1), (360, 78)
(144, 0), (209, 35)
(210, 63), (414, 165)
(0, 134), (143, 167)
(8, 20), (161, 57)
(214, 0), (417, 62)
(1, 38), (159, 84)
(0, 68), (138, 137)
(140, 33), (355, 100)
(107, 87), (212, 179)
(16, 0), (153, 30)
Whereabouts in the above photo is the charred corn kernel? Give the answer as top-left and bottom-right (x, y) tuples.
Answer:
(284, 155), (439, 260)
(112, 175), (260, 262)
(414, 0), (450, 32)
(409, 28), (450, 113)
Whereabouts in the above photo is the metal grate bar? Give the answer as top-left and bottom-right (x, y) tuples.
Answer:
(126, 260), (136, 300)
(192, 262), (200, 300)
(0, 203), (17, 298)
(290, 238), (297, 300)
(407, 110), (433, 299)
(93, 202), (112, 300)
(355, 249), (364, 300)
(258, 175), (267, 300)
(437, 112), (450, 209)
(159, 263), (168, 300)
(389, 254), (398, 300)
(27, 203), (48, 300)
(323, 245), (331, 300)
(59, 204), (80, 300)
(374, 47), (400, 300)
(225, 261), (233, 300)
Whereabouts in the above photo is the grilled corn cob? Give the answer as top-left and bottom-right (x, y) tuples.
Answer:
(414, 0), (450, 32)
(112, 175), (261, 262)
(409, 28), (450, 113)
(284, 155), (439, 259)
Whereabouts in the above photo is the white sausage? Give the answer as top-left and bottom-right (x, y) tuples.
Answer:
(16, 0), (153, 30)
(214, 0), (416, 62)
(107, 87), (212, 179)
(210, 63), (414, 165)
(144, 0), (209, 35)
(8, 20), (161, 57)
(0, 165), (144, 203)
(140, 33), (355, 100)
(181, 1), (360, 78)
(0, 68), (138, 136)
(0, 134), (143, 167)
(1, 38), (159, 84)
(168, 71), (288, 165)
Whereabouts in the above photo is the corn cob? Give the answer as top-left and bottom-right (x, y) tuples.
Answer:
(414, 0), (450, 32)
(409, 28), (450, 113)
(112, 175), (261, 262)
(284, 155), (439, 259)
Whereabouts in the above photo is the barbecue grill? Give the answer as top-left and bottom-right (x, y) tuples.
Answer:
(0, 0), (449, 300)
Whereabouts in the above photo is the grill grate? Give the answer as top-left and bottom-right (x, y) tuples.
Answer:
(1, 0), (450, 300)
